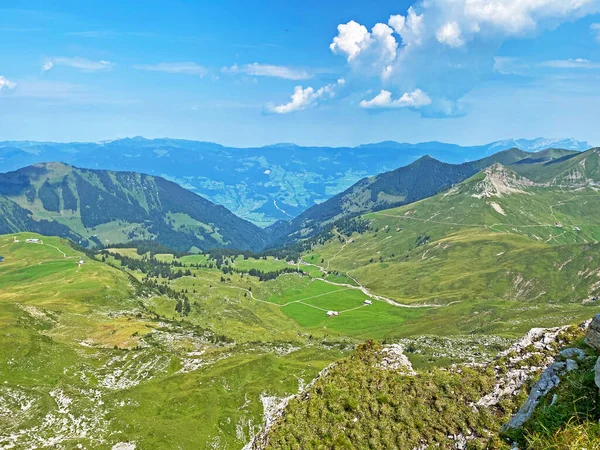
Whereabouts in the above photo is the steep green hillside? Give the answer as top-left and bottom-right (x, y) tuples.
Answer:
(511, 147), (600, 185)
(268, 148), (579, 245)
(290, 154), (600, 335)
(0, 163), (268, 252)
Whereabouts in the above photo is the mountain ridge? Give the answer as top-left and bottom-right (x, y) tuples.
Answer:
(0, 137), (591, 226)
(0, 162), (268, 252)
(265, 147), (581, 245)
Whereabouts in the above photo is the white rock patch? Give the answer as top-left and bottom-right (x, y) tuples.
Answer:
(112, 443), (136, 450)
(489, 202), (506, 216)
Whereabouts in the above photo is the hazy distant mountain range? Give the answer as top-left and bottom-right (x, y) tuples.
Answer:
(0, 137), (591, 227)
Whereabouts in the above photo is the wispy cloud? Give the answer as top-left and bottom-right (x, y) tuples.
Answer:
(0, 76), (17, 90)
(66, 30), (156, 39)
(541, 58), (600, 69)
(495, 56), (600, 74)
(222, 63), (312, 80)
(42, 57), (114, 72)
(133, 62), (207, 77)
(10, 80), (137, 105)
(592, 23), (600, 42)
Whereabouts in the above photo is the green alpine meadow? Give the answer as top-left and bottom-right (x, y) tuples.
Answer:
(4, 2), (600, 448)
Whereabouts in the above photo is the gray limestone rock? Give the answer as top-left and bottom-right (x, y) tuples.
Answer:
(559, 348), (585, 361)
(585, 314), (600, 351)
(502, 361), (567, 430)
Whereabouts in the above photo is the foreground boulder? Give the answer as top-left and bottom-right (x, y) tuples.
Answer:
(585, 314), (600, 351)
(595, 358), (600, 390)
(584, 315), (600, 389)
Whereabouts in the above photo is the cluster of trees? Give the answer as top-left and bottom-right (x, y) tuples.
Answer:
(38, 180), (61, 212)
(266, 217), (371, 261)
(61, 176), (78, 211)
(220, 265), (302, 281)
(415, 235), (431, 247)
(100, 215), (370, 270)
(141, 277), (192, 316)
(102, 250), (192, 280)
(75, 172), (149, 228)
(175, 297), (191, 316)
(109, 240), (189, 258)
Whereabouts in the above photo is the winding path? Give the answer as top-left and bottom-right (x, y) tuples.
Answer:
(298, 232), (438, 309)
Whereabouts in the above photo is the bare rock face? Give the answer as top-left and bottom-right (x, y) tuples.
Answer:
(502, 361), (568, 430)
(585, 314), (600, 351)
(595, 357), (600, 390)
(477, 326), (567, 408)
(377, 344), (416, 375)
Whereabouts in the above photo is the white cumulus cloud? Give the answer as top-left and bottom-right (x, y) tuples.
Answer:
(266, 79), (345, 114)
(43, 57), (114, 72)
(329, 0), (600, 117)
(0, 76), (17, 90)
(436, 22), (464, 48)
(460, 0), (600, 35)
(330, 20), (372, 62)
(330, 20), (400, 78)
(360, 89), (432, 109)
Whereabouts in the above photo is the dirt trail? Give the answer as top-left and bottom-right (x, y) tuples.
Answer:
(298, 232), (437, 309)
(314, 274), (438, 309)
(220, 283), (366, 314)
(41, 243), (70, 258)
(325, 231), (351, 270)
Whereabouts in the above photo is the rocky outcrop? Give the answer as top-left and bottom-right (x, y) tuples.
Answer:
(377, 344), (416, 374)
(585, 314), (600, 351)
(502, 358), (579, 430)
(559, 347), (585, 360)
(584, 315), (600, 389)
(471, 163), (537, 199)
(500, 321), (589, 432)
(477, 326), (569, 408)
(248, 362), (336, 450)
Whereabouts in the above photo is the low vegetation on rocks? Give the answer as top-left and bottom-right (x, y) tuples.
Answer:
(258, 324), (595, 450)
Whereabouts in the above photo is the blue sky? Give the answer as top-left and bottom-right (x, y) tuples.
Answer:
(1, 0), (600, 147)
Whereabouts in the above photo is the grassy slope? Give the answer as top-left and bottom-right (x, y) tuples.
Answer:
(262, 327), (594, 450)
(296, 164), (600, 337)
(3, 154), (600, 448)
(0, 233), (344, 449)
